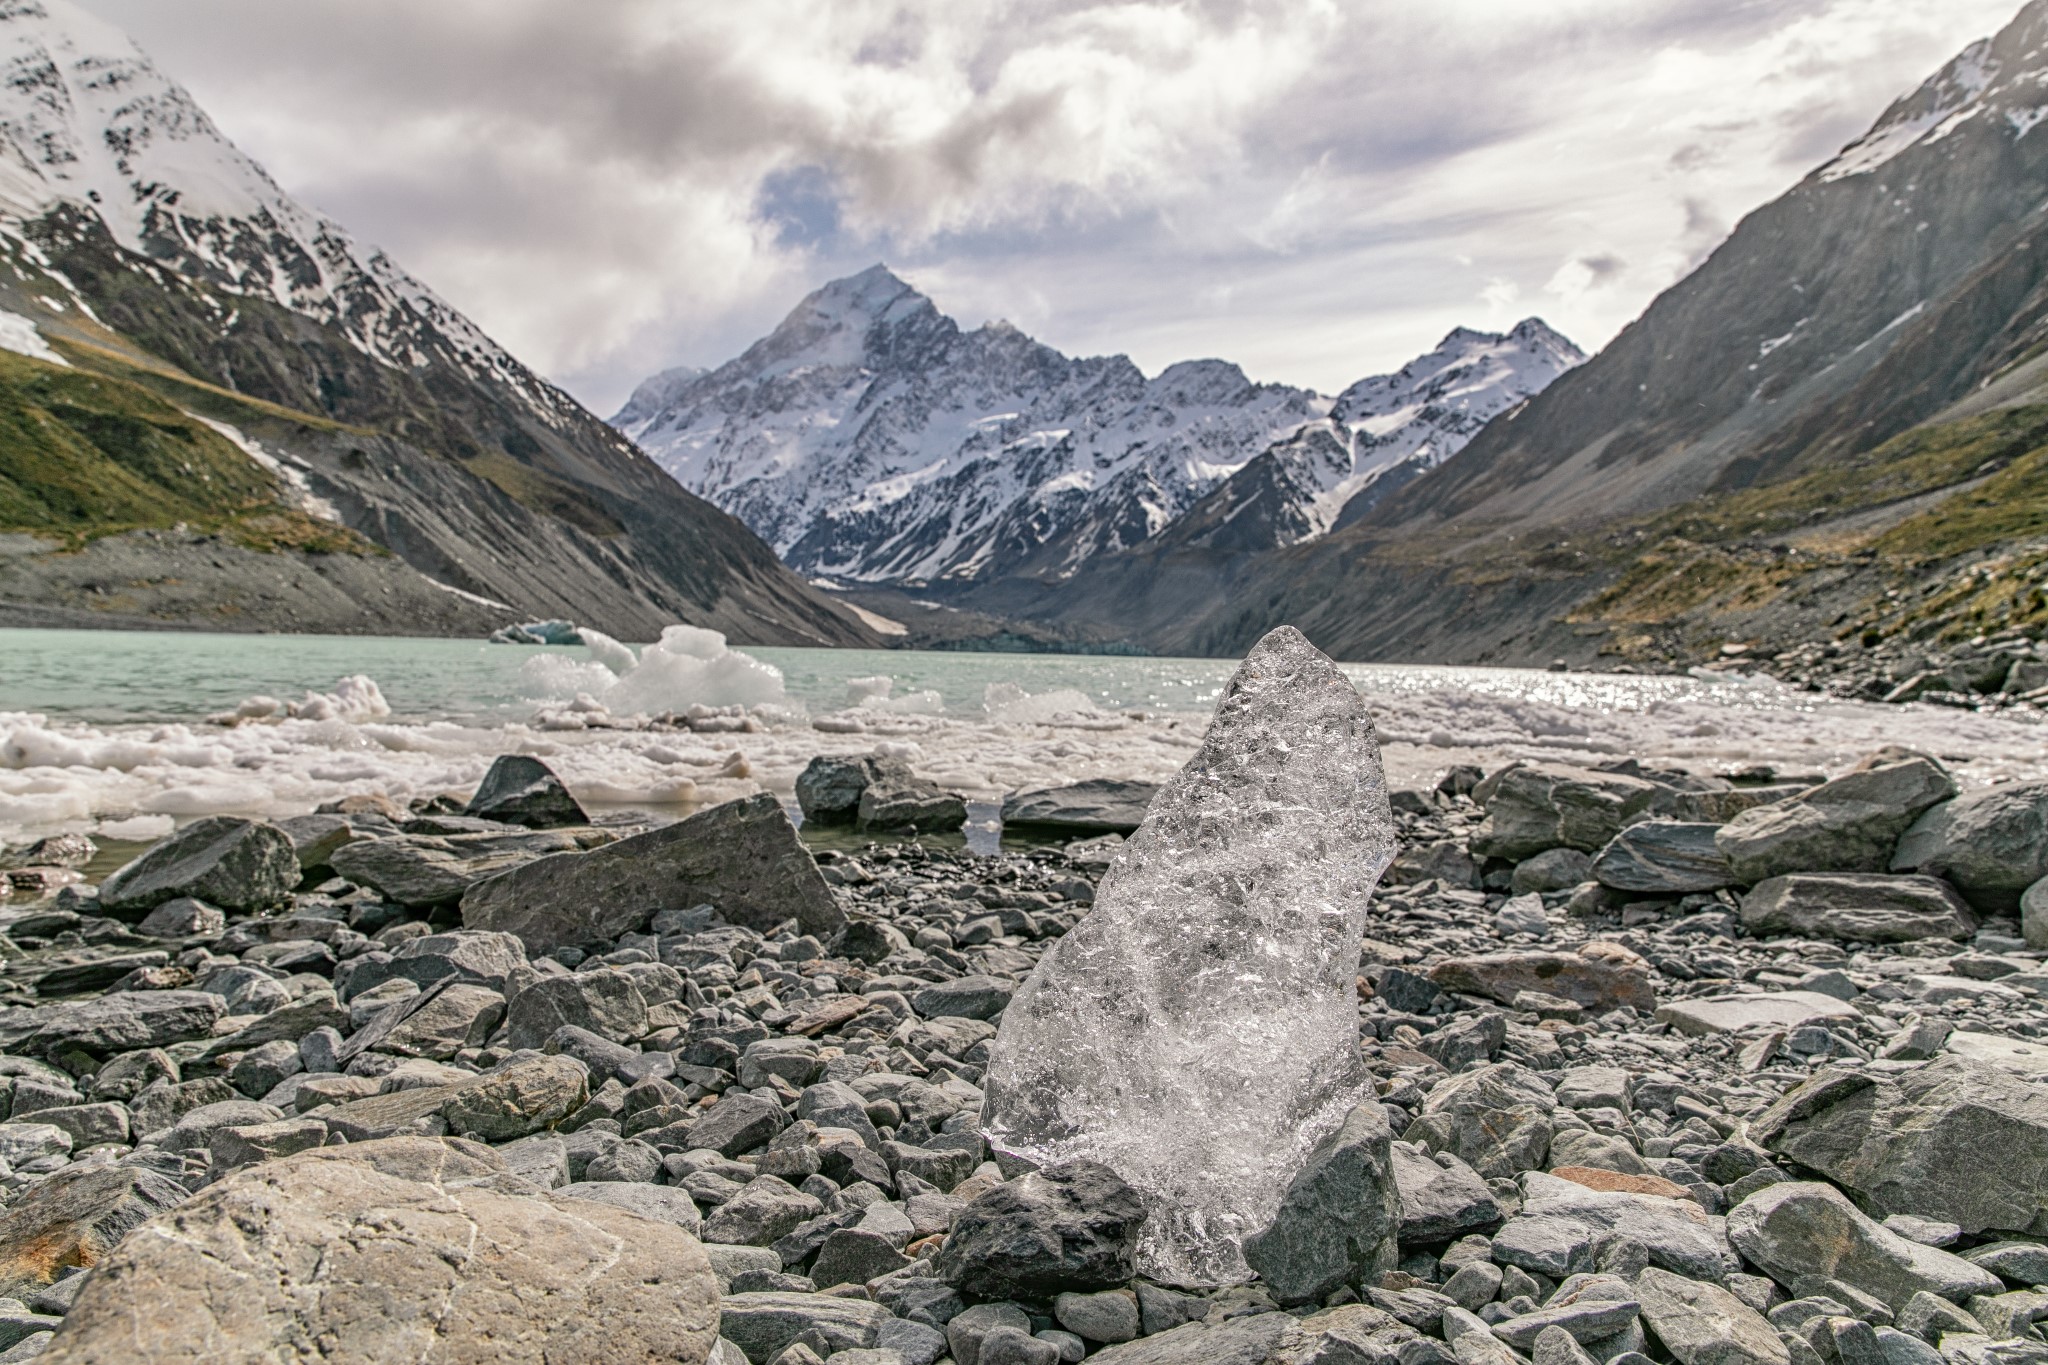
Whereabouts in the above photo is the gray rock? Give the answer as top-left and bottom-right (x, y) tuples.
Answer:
(1243, 1102), (1400, 1305)
(1964, 1243), (2048, 1287)
(1494, 1300), (1642, 1351)
(912, 976), (1014, 1021)
(0, 990), (223, 1061)
(1055, 1289), (1141, 1344)
(555, 1180), (702, 1236)
(1715, 757), (1956, 886)
(0, 1164), (188, 1300)
(497, 1134), (571, 1190)
(134, 898), (223, 939)
(692, 1092), (788, 1158)
(343, 978), (506, 1061)
(1556, 1067), (1632, 1112)
(1748, 1061), (2048, 1238)
(703, 1176), (823, 1247)
(41, 1139), (721, 1364)
(329, 830), (579, 907)
(465, 753), (588, 829)
(1740, 875), (1977, 944)
(1470, 763), (1667, 861)
(275, 813), (358, 877)
(1391, 1142), (1504, 1244)
(795, 754), (882, 825)
(2018, 877), (2048, 958)
(1633, 1266), (1789, 1365)
(810, 1228), (913, 1288)
(1593, 823), (1736, 894)
(934, 1161), (1145, 1301)
(1087, 1311), (1311, 1364)
(717, 1291), (892, 1361)
(878, 1318), (950, 1365)
(1407, 1065), (1558, 1180)
(1492, 1172), (1739, 1282)
(1725, 1182), (2002, 1310)
(949, 1303), (1031, 1365)
(1655, 992), (1860, 1038)
(384, 929), (531, 993)
(95, 816), (298, 916)
(1421, 1012), (1508, 1071)
(999, 780), (1160, 836)
(977, 1325), (1062, 1365)
(439, 1055), (588, 1142)
(1894, 783), (2048, 913)
(462, 792), (843, 951)
(501, 970), (648, 1050)
(1429, 949), (1657, 1014)
(1514, 849), (1596, 896)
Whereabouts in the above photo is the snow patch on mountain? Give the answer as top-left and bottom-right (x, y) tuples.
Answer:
(1817, 6), (2048, 185)
(616, 265), (1328, 584)
(0, 0), (575, 425)
(619, 267), (1582, 578)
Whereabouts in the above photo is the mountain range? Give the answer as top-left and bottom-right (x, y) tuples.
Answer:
(614, 270), (1581, 589)
(622, 0), (2048, 669)
(0, 0), (874, 645)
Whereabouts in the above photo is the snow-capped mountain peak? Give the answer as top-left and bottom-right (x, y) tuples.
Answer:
(0, 0), (577, 423)
(617, 269), (1582, 582)
(1817, 1), (2048, 183)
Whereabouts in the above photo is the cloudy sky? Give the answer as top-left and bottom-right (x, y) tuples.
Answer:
(84, 0), (2020, 413)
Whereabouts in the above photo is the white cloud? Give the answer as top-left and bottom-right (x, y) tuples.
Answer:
(82, 0), (2024, 407)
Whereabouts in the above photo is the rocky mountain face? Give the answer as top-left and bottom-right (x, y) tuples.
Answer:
(1005, 0), (2048, 669)
(616, 267), (1578, 587)
(0, 0), (872, 644)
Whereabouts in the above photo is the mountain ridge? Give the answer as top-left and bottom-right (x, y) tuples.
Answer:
(615, 264), (1580, 590)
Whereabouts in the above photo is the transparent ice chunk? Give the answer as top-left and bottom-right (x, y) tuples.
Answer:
(982, 626), (1397, 1286)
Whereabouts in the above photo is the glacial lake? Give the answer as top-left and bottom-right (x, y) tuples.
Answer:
(3, 627), (2043, 845)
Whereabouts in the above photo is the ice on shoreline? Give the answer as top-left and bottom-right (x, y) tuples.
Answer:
(3, 637), (2047, 843)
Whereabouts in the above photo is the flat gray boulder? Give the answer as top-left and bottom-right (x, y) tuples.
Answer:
(1749, 1059), (2048, 1237)
(1725, 1180), (2001, 1309)
(330, 829), (580, 908)
(1655, 991), (1859, 1037)
(1740, 873), (1976, 942)
(1715, 756), (1955, 885)
(1592, 822), (1735, 893)
(1000, 779), (1159, 836)
(463, 792), (842, 952)
(96, 816), (298, 916)
(39, 1137), (719, 1364)
(1470, 763), (1666, 861)
(1894, 781), (2048, 913)
(1493, 1172), (1739, 1282)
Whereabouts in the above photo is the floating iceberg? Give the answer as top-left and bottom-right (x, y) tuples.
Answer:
(982, 625), (1397, 1286)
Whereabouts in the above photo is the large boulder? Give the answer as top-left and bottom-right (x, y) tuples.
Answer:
(1405, 1064), (1556, 1181)
(464, 754), (589, 829)
(1748, 1060), (2048, 1236)
(0, 991), (224, 1062)
(329, 830), (581, 907)
(1243, 1103), (1400, 1305)
(0, 1165), (189, 1300)
(1632, 1266), (1789, 1365)
(999, 780), (1159, 836)
(1591, 823), (1735, 894)
(1714, 755), (1955, 885)
(796, 755), (967, 833)
(1429, 945), (1656, 1014)
(95, 817), (297, 917)
(1391, 1141), (1502, 1244)
(1893, 782), (2048, 913)
(1469, 763), (1665, 861)
(501, 972), (649, 1050)
(463, 793), (843, 952)
(1724, 1181), (2001, 1309)
(37, 1138), (720, 1365)
(1492, 1171), (1739, 1282)
(934, 1162), (1146, 1300)
(1739, 873), (1976, 942)
(717, 1292), (893, 1362)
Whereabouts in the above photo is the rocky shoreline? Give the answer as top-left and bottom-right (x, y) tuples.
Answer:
(0, 730), (2044, 1363)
